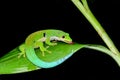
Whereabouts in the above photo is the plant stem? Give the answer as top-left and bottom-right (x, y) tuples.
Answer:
(71, 0), (120, 55)
(84, 44), (120, 67)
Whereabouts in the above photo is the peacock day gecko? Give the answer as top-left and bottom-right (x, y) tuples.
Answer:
(18, 29), (73, 68)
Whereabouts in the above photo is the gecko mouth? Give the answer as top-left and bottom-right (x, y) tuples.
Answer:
(65, 41), (74, 44)
(68, 41), (74, 44)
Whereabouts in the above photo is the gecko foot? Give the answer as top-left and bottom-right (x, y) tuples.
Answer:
(41, 50), (52, 56)
(18, 52), (26, 58)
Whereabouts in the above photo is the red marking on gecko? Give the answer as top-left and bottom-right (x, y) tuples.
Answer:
(69, 42), (74, 44)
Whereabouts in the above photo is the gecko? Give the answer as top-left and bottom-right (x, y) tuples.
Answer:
(18, 29), (73, 68)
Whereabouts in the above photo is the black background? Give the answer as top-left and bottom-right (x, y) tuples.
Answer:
(0, 0), (120, 80)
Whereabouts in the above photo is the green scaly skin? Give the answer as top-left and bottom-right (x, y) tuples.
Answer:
(18, 29), (73, 68)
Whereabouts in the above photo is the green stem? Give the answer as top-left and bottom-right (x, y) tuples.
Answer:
(71, 0), (120, 55)
(84, 44), (120, 67)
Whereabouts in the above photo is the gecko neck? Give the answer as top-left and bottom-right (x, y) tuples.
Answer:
(50, 36), (61, 41)
(37, 36), (62, 42)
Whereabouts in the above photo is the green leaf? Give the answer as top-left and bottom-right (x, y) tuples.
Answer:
(0, 42), (120, 74)
(0, 42), (84, 74)
(0, 45), (40, 74)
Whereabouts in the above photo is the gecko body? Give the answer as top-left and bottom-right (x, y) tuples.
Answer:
(19, 29), (73, 68)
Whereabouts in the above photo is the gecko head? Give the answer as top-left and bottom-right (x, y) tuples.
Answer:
(59, 33), (73, 44)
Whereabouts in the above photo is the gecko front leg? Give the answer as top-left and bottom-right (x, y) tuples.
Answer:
(45, 38), (57, 46)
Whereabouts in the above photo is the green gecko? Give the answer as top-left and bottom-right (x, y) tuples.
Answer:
(18, 29), (73, 68)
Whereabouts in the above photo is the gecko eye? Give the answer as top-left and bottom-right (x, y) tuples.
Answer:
(62, 36), (65, 38)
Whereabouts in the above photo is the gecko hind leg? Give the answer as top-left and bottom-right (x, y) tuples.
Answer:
(18, 44), (26, 58)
